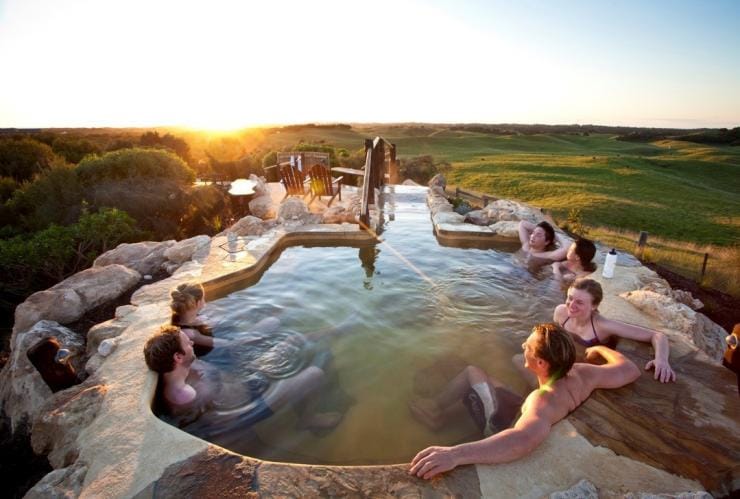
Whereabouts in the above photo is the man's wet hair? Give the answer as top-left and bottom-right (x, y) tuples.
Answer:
(143, 325), (183, 374)
(532, 323), (576, 380)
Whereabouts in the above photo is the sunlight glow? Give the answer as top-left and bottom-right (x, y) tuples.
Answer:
(0, 0), (738, 128)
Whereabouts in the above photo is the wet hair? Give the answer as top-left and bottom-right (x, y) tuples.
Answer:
(532, 323), (576, 380)
(170, 282), (205, 325)
(571, 278), (603, 307)
(536, 221), (556, 248)
(574, 238), (597, 272)
(143, 325), (184, 374)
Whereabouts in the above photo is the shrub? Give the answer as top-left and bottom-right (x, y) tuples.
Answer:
(0, 177), (17, 203)
(0, 138), (56, 182)
(76, 148), (195, 186)
(399, 155), (451, 184)
(6, 161), (83, 232)
(51, 137), (101, 164)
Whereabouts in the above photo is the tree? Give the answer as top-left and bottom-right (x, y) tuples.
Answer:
(140, 131), (192, 164)
(51, 137), (101, 164)
(0, 138), (57, 182)
(76, 148), (194, 186)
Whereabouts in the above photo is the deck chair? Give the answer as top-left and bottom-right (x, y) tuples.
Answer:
(279, 165), (308, 199)
(308, 164), (343, 206)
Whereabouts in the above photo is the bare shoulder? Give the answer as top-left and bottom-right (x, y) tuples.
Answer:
(553, 304), (567, 322)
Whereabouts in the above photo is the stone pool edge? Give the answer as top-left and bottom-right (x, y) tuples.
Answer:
(24, 187), (720, 497)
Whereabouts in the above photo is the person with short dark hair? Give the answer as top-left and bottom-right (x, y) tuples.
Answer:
(143, 325), (342, 434)
(554, 278), (676, 383)
(551, 238), (597, 284)
(409, 323), (640, 479)
(518, 220), (569, 262)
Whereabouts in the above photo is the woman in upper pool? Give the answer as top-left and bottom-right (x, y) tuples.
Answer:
(518, 220), (569, 262)
(554, 277), (676, 383)
(170, 282), (280, 356)
(551, 238), (597, 284)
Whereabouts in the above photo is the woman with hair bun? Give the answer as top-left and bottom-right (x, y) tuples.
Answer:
(170, 282), (225, 356)
(551, 238), (597, 284)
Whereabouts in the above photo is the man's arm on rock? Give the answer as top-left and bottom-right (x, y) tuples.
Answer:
(583, 346), (641, 390)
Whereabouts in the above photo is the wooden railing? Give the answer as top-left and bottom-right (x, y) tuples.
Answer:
(359, 137), (397, 226)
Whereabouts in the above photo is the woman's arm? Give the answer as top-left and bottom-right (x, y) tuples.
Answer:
(518, 220), (534, 250)
(598, 317), (676, 383)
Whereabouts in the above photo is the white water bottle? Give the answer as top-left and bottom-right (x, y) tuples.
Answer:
(602, 248), (617, 278)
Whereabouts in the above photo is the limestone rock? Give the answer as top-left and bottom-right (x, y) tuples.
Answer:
(164, 235), (211, 264)
(13, 288), (83, 335)
(24, 461), (88, 499)
(51, 264), (140, 311)
(640, 280), (704, 310)
(549, 479), (598, 499)
(93, 240), (175, 275)
(620, 289), (725, 361)
(249, 173), (269, 196)
(484, 199), (542, 223)
(428, 173), (446, 189)
(248, 195), (275, 219)
(464, 209), (491, 226)
(162, 261), (182, 275)
(402, 179), (421, 186)
(226, 215), (266, 236)
(86, 318), (128, 355)
(277, 197), (309, 222)
(0, 321), (84, 429)
(593, 244), (643, 267)
(489, 220), (520, 238)
(322, 206), (357, 224)
(32, 383), (107, 468)
(433, 212), (465, 224)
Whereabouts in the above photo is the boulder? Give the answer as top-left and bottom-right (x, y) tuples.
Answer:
(86, 318), (129, 355)
(433, 212), (465, 225)
(248, 195), (275, 219)
(277, 197), (309, 222)
(593, 244), (643, 268)
(32, 383), (106, 468)
(0, 321), (84, 429)
(249, 174), (269, 196)
(13, 288), (83, 335)
(428, 174), (446, 190)
(322, 206), (357, 224)
(463, 209), (491, 226)
(484, 199), (542, 223)
(163, 235), (211, 264)
(402, 179), (421, 186)
(226, 215), (266, 237)
(93, 240), (175, 275)
(489, 220), (520, 238)
(620, 289), (726, 361)
(51, 264), (140, 311)
(24, 462), (88, 499)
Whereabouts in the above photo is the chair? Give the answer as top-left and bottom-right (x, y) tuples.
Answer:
(279, 165), (308, 199)
(308, 164), (343, 206)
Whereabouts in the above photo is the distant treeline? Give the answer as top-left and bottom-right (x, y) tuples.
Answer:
(617, 127), (740, 146)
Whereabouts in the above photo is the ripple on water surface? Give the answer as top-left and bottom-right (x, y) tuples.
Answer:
(186, 188), (563, 465)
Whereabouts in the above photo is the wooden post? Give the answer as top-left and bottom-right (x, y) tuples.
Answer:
(700, 253), (709, 283)
(389, 143), (398, 184)
(636, 231), (649, 258)
(455, 187), (460, 198)
(482, 195), (489, 206)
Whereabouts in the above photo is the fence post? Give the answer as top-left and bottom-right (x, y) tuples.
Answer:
(636, 231), (649, 258)
(699, 253), (709, 283)
(482, 195), (489, 206)
(455, 187), (460, 198)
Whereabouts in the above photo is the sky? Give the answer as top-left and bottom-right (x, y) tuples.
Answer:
(0, 0), (739, 129)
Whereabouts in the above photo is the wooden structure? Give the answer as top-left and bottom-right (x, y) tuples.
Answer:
(359, 137), (397, 226)
(308, 164), (343, 206)
(279, 165), (308, 199)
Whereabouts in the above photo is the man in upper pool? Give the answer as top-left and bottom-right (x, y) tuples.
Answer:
(518, 220), (569, 261)
(409, 323), (640, 480)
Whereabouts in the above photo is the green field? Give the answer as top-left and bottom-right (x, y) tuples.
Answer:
(237, 126), (739, 247)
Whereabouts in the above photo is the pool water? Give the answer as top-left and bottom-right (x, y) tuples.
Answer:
(198, 186), (563, 465)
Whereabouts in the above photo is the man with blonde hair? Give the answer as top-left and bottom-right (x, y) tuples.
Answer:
(409, 323), (640, 479)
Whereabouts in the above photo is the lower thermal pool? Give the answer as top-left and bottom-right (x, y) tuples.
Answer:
(172, 186), (564, 465)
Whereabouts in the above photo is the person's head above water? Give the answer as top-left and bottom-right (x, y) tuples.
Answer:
(529, 221), (556, 251)
(143, 325), (195, 374)
(524, 322), (576, 381)
(567, 238), (597, 272)
(569, 278), (603, 307)
(170, 282), (205, 324)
